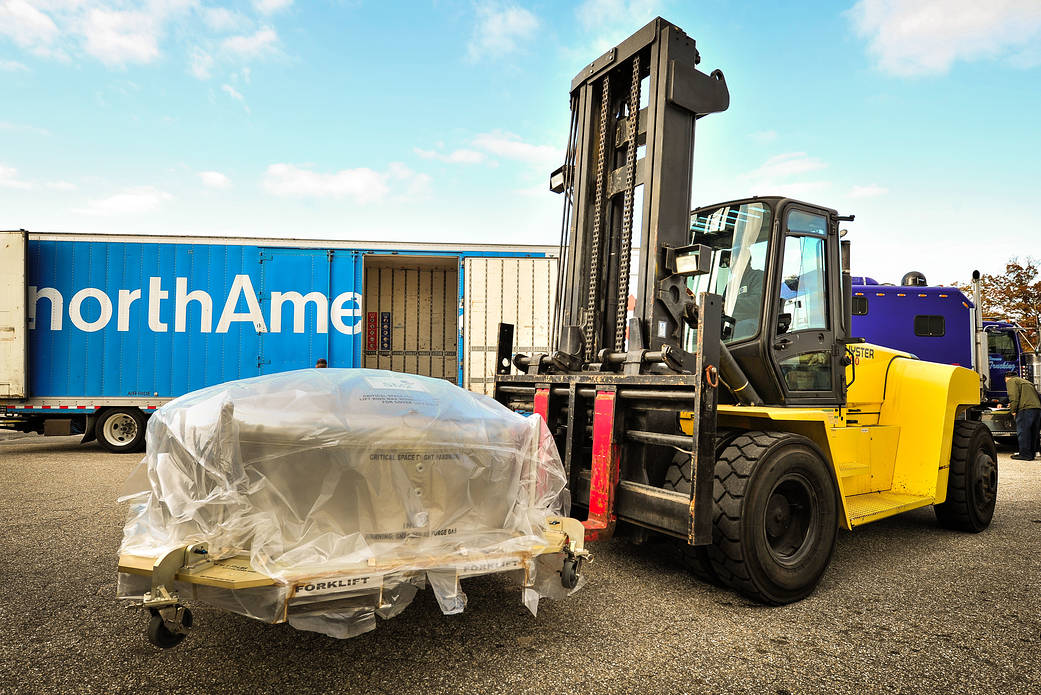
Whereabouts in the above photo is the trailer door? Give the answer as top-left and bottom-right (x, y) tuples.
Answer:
(463, 256), (557, 395)
(0, 231), (28, 398)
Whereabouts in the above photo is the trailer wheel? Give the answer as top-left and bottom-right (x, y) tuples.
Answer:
(707, 431), (838, 605)
(934, 421), (998, 532)
(95, 408), (147, 453)
(146, 606), (192, 649)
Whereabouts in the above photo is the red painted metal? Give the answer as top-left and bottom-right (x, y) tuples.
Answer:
(533, 387), (551, 424)
(582, 390), (619, 541)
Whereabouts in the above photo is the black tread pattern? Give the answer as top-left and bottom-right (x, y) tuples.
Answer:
(935, 420), (996, 532)
(705, 431), (791, 602)
(662, 453), (718, 583)
(662, 453), (692, 492)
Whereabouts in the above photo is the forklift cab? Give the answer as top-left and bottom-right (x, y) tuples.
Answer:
(685, 196), (852, 407)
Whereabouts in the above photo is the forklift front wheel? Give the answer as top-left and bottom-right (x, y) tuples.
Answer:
(146, 606), (193, 649)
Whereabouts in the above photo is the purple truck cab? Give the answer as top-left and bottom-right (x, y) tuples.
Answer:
(850, 274), (1029, 439)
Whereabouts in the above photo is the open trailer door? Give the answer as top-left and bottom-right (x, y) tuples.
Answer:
(0, 230), (28, 398)
(463, 256), (557, 395)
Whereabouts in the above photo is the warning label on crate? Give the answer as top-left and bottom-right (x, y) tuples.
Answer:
(366, 312), (378, 350)
(379, 311), (392, 350)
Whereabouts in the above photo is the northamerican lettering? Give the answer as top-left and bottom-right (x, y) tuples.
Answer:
(27, 274), (363, 335)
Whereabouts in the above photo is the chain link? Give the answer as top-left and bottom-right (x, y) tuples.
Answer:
(615, 57), (641, 351)
(584, 75), (610, 360)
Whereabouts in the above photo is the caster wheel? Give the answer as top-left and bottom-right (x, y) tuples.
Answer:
(561, 558), (580, 589)
(146, 606), (192, 649)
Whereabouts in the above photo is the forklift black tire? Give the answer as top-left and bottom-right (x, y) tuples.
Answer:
(95, 408), (147, 454)
(707, 431), (838, 605)
(934, 421), (998, 532)
(146, 607), (192, 649)
(662, 435), (738, 586)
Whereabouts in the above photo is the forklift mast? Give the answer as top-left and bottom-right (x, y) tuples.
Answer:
(553, 17), (729, 361)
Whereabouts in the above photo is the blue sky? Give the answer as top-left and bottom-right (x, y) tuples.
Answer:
(1, 0), (1039, 285)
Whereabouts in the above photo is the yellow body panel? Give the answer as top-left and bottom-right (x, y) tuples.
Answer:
(680, 343), (982, 530)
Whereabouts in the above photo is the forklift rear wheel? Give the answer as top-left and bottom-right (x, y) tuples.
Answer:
(146, 606), (192, 649)
(935, 421), (998, 532)
(96, 408), (147, 453)
(707, 431), (838, 605)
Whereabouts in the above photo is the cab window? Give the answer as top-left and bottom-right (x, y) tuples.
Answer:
(686, 202), (772, 346)
(778, 210), (828, 333)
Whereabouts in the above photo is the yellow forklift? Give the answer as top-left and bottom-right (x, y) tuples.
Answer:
(494, 18), (998, 604)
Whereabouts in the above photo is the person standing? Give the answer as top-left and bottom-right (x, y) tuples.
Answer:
(1007, 374), (1041, 461)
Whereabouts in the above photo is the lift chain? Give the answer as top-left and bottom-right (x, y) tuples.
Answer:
(615, 56), (641, 352)
(585, 74), (610, 360)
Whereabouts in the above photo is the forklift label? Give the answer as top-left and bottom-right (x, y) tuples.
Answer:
(458, 558), (525, 577)
(849, 346), (875, 361)
(295, 575), (378, 597)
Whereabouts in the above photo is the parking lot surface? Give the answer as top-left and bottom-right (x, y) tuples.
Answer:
(1, 434), (1039, 695)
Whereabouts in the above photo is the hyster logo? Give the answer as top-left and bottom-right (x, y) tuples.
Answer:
(27, 275), (363, 335)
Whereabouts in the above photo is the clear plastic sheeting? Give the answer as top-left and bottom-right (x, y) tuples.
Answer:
(118, 368), (578, 638)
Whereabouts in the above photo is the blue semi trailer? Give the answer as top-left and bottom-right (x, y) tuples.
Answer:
(0, 231), (558, 452)
(850, 272), (1037, 439)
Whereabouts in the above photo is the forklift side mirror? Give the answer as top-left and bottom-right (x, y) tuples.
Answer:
(778, 313), (793, 334)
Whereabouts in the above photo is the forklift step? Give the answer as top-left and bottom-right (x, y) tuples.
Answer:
(845, 491), (934, 526)
(837, 461), (871, 478)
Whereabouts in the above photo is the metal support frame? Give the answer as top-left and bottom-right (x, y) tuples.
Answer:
(690, 293), (721, 544)
(583, 389), (620, 540)
(493, 18), (730, 549)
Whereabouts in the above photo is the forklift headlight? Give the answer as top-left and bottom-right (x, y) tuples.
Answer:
(667, 243), (712, 277)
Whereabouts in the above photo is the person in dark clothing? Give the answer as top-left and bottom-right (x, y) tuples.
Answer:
(1007, 375), (1041, 460)
(315, 358), (328, 368)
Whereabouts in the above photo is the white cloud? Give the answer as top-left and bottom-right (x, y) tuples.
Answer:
(748, 130), (778, 144)
(740, 152), (830, 199)
(74, 186), (173, 216)
(0, 0), (60, 53)
(202, 6), (249, 32)
(0, 163), (32, 190)
(221, 83), (249, 112)
(0, 121), (49, 135)
(263, 163), (389, 203)
(467, 2), (539, 61)
(0, 2), (281, 69)
(414, 147), (487, 164)
(221, 27), (279, 59)
(262, 162), (430, 203)
(0, 58), (29, 71)
(198, 170), (231, 188)
(744, 152), (827, 180)
(81, 7), (161, 65)
(848, 0), (1041, 76)
(849, 184), (888, 198)
(576, 0), (664, 52)
(254, 0), (293, 15)
(189, 46), (213, 79)
(472, 131), (560, 169)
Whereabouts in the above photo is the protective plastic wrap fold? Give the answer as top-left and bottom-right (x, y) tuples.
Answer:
(118, 368), (578, 638)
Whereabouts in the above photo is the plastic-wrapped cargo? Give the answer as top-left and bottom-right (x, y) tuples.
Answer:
(117, 369), (581, 640)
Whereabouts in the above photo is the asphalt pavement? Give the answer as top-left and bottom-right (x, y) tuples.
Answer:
(1, 434), (1038, 695)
